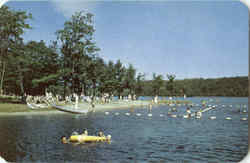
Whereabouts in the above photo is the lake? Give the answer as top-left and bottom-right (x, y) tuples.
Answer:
(0, 97), (248, 162)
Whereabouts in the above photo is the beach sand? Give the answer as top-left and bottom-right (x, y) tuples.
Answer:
(0, 100), (151, 116)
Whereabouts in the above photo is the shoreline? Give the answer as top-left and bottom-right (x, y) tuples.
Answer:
(0, 100), (152, 116)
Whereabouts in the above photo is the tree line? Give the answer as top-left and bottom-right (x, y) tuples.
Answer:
(0, 6), (248, 102)
(142, 76), (248, 97)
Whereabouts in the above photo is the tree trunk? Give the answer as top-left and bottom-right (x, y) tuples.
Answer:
(0, 61), (6, 95)
(63, 80), (66, 100)
(18, 65), (25, 103)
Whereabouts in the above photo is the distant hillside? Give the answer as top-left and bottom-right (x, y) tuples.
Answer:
(141, 76), (248, 97)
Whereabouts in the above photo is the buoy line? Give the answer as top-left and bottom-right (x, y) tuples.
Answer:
(103, 111), (247, 120)
(125, 113), (130, 116)
(136, 113), (141, 116)
(100, 103), (247, 121)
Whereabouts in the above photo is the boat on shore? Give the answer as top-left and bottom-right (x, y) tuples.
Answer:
(51, 104), (90, 114)
(27, 102), (49, 109)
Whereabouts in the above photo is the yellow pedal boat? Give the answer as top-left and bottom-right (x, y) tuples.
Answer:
(69, 134), (111, 143)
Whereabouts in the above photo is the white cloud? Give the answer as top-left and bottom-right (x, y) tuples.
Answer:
(0, 0), (10, 7)
(50, 0), (97, 18)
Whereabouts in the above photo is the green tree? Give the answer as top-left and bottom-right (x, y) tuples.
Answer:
(6, 40), (59, 99)
(123, 64), (136, 96)
(135, 72), (145, 97)
(114, 60), (126, 99)
(0, 5), (32, 95)
(152, 73), (164, 96)
(56, 11), (100, 98)
(166, 74), (176, 96)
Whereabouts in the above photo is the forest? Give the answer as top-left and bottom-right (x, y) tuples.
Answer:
(0, 6), (248, 102)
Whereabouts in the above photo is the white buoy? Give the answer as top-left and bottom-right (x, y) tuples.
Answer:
(148, 113), (152, 117)
(171, 114), (177, 118)
(159, 114), (164, 117)
(115, 112), (120, 115)
(196, 116), (201, 119)
(183, 115), (188, 118)
(210, 116), (216, 120)
(241, 117), (247, 121)
(105, 112), (109, 115)
(136, 113), (141, 116)
(225, 117), (231, 120)
(125, 113), (130, 116)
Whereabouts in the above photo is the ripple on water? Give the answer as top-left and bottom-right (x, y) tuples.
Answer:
(0, 97), (248, 162)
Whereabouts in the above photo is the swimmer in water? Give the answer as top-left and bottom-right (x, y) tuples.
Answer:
(186, 107), (191, 118)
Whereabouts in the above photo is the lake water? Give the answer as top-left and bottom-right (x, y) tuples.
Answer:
(0, 97), (248, 162)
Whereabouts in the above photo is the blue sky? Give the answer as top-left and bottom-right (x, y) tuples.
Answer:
(5, 0), (248, 79)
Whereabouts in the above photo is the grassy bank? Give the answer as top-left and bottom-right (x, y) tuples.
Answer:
(0, 103), (56, 113)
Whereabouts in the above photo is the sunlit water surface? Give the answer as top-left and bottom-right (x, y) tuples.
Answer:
(0, 97), (248, 162)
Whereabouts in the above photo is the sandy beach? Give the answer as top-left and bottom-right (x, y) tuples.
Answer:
(0, 100), (151, 116)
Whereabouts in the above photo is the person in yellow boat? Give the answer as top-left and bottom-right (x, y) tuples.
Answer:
(98, 131), (104, 137)
(61, 136), (69, 144)
(82, 130), (88, 136)
(62, 129), (112, 144)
